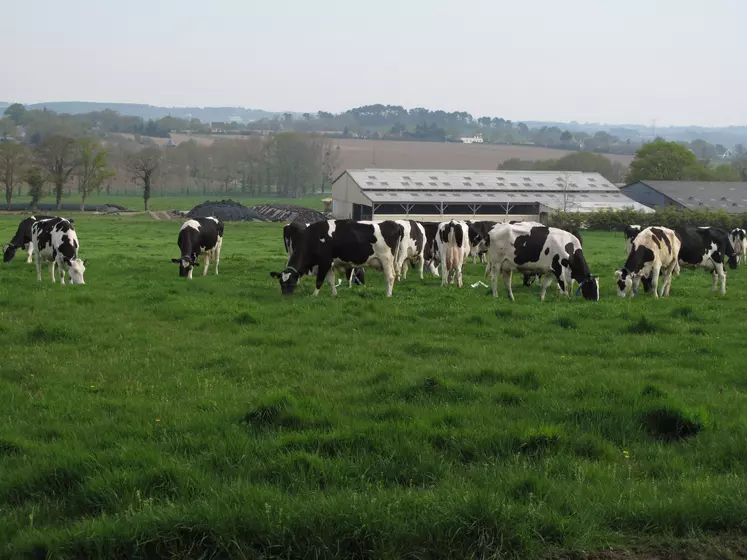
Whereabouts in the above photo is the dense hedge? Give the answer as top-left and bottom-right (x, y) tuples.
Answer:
(547, 207), (747, 232)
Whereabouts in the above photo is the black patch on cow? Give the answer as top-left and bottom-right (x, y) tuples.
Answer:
(624, 225), (642, 241)
(650, 228), (672, 253)
(544, 247), (549, 255)
(419, 221), (441, 265)
(407, 220), (424, 255)
(624, 245), (656, 274)
(513, 226), (550, 265)
(551, 254), (563, 286)
(675, 226), (735, 269)
(173, 217), (224, 277)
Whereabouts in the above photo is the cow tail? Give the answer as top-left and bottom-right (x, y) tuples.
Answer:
(393, 224), (404, 270)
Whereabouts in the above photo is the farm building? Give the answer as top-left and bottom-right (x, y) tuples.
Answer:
(331, 169), (652, 222)
(621, 181), (747, 213)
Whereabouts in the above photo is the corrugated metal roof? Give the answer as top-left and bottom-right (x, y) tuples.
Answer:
(367, 190), (653, 213)
(625, 181), (747, 214)
(348, 169), (619, 192)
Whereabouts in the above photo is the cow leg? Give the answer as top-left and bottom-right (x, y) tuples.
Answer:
(715, 262), (726, 295)
(401, 258), (408, 281)
(661, 262), (676, 297)
(50, 260), (56, 283)
(503, 270), (514, 301)
(650, 263), (662, 299)
(417, 255), (425, 280)
(456, 261), (463, 288)
(539, 274), (554, 302)
(325, 268), (338, 296)
(35, 249), (42, 282)
(347, 268), (355, 288)
(384, 259), (395, 297)
(59, 263), (66, 285)
(312, 263), (332, 296)
(25, 242), (33, 264)
(214, 246), (221, 275)
(440, 259), (449, 287)
(490, 263), (499, 297)
(202, 254), (210, 277)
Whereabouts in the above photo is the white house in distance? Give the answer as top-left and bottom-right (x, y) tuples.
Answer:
(460, 133), (484, 144)
(331, 169), (653, 222)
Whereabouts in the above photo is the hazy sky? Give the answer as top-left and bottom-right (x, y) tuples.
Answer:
(2, 0), (745, 127)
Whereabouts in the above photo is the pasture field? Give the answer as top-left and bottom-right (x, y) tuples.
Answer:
(2, 215), (747, 558)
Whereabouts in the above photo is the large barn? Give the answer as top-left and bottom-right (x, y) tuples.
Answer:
(331, 169), (652, 222)
(621, 180), (747, 213)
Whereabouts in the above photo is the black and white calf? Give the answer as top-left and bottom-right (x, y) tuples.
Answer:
(615, 226), (680, 298)
(394, 219), (427, 281)
(436, 220), (471, 287)
(730, 228), (746, 266)
(31, 217), (87, 285)
(487, 223), (598, 301)
(270, 219), (403, 297)
(282, 221), (365, 287)
(171, 217), (224, 279)
(4, 215), (55, 263)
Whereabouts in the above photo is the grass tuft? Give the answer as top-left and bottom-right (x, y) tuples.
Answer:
(553, 316), (578, 330)
(641, 404), (707, 441)
(623, 316), (667, 335)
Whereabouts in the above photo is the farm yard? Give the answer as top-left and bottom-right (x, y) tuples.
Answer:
(2, 214), (747, 558)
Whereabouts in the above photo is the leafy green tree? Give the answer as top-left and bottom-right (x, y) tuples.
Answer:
(0, 142), (29, 209)
(3, 103), (27, 125)
(626, 140), (697, 182)
(25, 167), (45, 212)
(36, 135), (79, 210)
(77, 140), (115, 211)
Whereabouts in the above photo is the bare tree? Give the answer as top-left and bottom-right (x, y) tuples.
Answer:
(0, 141), (29, 209)
(320, 139), (341, 193)
(37, 135), (78, 210)
(127, 147), (162, 210)
(26, 167), (45, 212)
(560, 172), (578, 212)
(77, 140), (115, 211)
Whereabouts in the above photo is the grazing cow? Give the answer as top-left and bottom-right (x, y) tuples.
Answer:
(171, 217), (224, 279)
(4, 215), (55, 263)
(436, 220), (471, 287)
(31, 217), (87, 285)
(730, 228), (746, 265)
(487, 223), (599, 301)
(466, 220), (497, 264)
(418, 221), (441, 277)
(282, 221), (365, 287)
(270, 219), (403, 297)
(624, 224), (642, 255)
(674, 226), (736, 295)
(393, 219), (426, 281)
(615, 226), (680, 298)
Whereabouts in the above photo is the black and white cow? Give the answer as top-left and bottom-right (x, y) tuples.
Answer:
(466, 220), (497, 264)
(4, 215), (55, 263)
(282, 221), (365, 287)
(31, 217), (86, 285)
(436, 220), (471, 287)
(624, 224), (642, 255)
(615, 226), (680, 298)
(270, 219), (403, 297)
(418, 221), (441, 278)
(674, 226), (736, 295)
(394, 219), (427, 281)
(730, 228), (746, 265)
(487, 222), (598, 301)
(171, 217), (224, 279)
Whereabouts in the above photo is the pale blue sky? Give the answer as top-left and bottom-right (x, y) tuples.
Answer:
(2, 0), (745, 126)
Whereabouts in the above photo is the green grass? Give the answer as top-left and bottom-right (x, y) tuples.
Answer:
(4, 193), (327, 212)
(1, 216), (747, 558)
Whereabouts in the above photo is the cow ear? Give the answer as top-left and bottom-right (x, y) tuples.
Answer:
(171, 258), (181, 264)
(614, 270), (622, 279)
(270, 271), (281, 279)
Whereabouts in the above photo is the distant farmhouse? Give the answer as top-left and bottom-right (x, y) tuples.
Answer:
(621, 181), (747, 213)
(332, 169), (652, 222)
(460, 134), (484, 144)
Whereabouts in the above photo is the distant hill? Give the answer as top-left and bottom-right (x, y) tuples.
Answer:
(23, 102), (295, 124)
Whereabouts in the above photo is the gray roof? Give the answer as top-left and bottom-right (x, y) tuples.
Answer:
(625, 181), (747, 213)
(347, 169), (619, 192)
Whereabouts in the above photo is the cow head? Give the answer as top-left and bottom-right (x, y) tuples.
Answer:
(270, 267), (301, 295)
(66, 257), (87, 285)
(171, 255), (199, 277)
(577, 276), (599, 301)
(3, 244), (17, 263)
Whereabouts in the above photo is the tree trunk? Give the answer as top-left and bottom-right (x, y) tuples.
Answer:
(31, 197), (39, 212)
(143, 176), (151, 211)
(6, 186), (12, 210)
(55, 181), (63, 210)
(80, 192), (86, 212)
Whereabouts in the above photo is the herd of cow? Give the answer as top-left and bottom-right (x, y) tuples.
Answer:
(3, 214), (746, 302)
